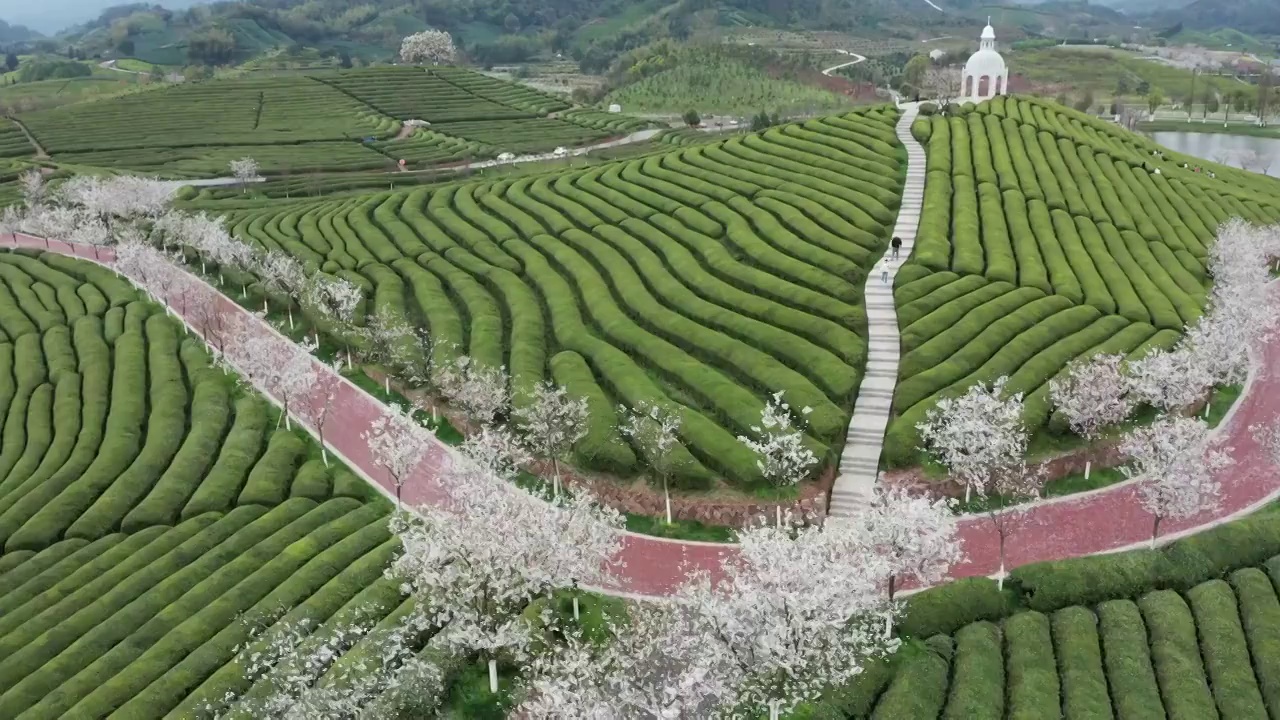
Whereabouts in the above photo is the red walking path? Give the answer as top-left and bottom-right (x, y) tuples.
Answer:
(12, 233), (1280, 598)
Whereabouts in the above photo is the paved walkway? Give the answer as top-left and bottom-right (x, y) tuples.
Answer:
(830, 103), (924, 517)
(821, 51), (867, 77)
(13, 233), (1280, 600)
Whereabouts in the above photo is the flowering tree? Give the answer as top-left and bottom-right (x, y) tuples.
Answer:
(304, 360), (345, 467)
(362, 402), (428, 505)
(918, 377), (1044, 588)
(923, 66), (964, 112)
(435, 354), (510, 427)
(1050, 353), (1134, 438)
(736, 391), (817, 488)
(618, 401), (684, 524)
(673, 512), (898, 720)
(255, 250), (307, 327)
(0, 205), (21, 244)
(303, 274), (363, 347)
(19, 170), (44, 208)
(233, 330), (319, 431)
(852, 485), (961, 605)
(392, 433), (624, 695)
(399, 30), (457, 65)
(65, 212), (113, 260)
(917, 377), (1025, 503)
(1121, 415), (1233, 547)
(516, 604), (727, 719)
(512, 381), (588, 496)
(208, 611), (445, 719)
(230, 157), (260, 192)
(1124, 347), (1213, 412)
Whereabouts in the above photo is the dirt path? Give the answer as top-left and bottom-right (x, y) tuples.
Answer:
(8, 117), (48, 159)
(14, 233), (1280, 598)
(821, 50), (867, 77)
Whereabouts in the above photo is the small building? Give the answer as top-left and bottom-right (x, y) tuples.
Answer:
(608, 104), (622, 113)
(962, 21), (1009, 101)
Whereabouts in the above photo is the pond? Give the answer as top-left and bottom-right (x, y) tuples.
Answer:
(1149, 130), (1280, 175)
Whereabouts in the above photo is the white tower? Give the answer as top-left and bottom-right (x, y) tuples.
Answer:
(962, 20), (1009, 101)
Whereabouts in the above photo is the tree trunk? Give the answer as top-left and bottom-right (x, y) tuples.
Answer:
(768, 699), (781, 720)
(384, 375), (390, 395)
(488, 657), (499, 694)
(664, 478), (672, 525)
(1151, 515), (1162, 549)
(277, 401), (287, 429)
(287, 305), (294, 330)
(320, 426), (329, 467)
(572, 595), (580, 621)
(888, 573), (896, 602)
(262, 299), (268, 315)
(997, 531), (1007, 591)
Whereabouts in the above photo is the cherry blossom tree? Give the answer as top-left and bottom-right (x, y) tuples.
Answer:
(516, 604), (727, 719)
(0, 205), (21, 245)
(303, 274), (363, 348)
(917, 377), (1025, 503)
(1050, 353), (1134, 439)
(362, 402), (428, 505)
(513, 381), (588, 496)
(208, 611), (445, 719)
(392, 433), (624, 695)
(230, 157), (260, 192)
(64, 211), (113, 260)
(234, 331), (319, 431)
(672, 512), (898, 720)
(1121, 415), (1233, 547)
(435, 354), (510, 427)
(304, 360), (345, 467)
(924, 66), (964, 113)
(1123, 347), (1213, 413)
(618, 401), (684, 524)
(918, 377), (1044, 588)
(851, 485), (961, 611)
(736, 391), (817, 488)
(19, 170), (44, 208)
(359, 311), (431, 395)
(399, 30), (457, 65)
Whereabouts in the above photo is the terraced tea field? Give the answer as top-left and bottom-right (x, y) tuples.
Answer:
(883, 96), (1280, 466)
(195, 106), (907, 489)
(0, 120), (34, 159)
(13, 68), (629, 177)
(844, 562), (1280, 719)
(0, 250), (429, 717)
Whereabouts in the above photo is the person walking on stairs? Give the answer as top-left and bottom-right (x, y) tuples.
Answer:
(880, 257), (893, 284)
(891, 236), (902, 259)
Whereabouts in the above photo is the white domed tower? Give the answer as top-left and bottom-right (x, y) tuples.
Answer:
(963, 20), (1009, 101)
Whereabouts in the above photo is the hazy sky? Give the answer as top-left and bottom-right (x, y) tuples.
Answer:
(3, 0), (206, 36)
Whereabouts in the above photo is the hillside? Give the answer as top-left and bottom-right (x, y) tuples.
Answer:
(1151, 0), (1280, 35)
(884, 96), (1280, 466)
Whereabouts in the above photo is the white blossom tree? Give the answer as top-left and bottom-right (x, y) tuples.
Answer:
(235, 331), (319, 431)
(918, 377), (1044, 588)
(435, 354), (510, 427)
(924, 66), (964, 112)
(0, 205), (21, 245)
(209, 610), (445, 719)
(917, 376), (1025, 503)
(736, 391), (817, 489)
(513, 381), (588, 496)
(255, 250), (307, 327)
(1124, 346), (1213, 412)
(303, 274), (363, 348)
(19, 170), (44, 208)
(516, 603), (727, 719)
(362, 402), (429, 505)
(851, 485), (961, 612)
(672, 512), (899, 720)
(399, 30), (457, 65)
(1121, 415), (1233, 547)
(304, 360), (345, 467)
(618, 401), (684, 524)
(1050, 353), (1134, 438)
(392, 434), (624, 695)
(230, 157), (260, 192)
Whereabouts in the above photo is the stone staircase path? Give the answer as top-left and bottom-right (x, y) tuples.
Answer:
(829, 103), (925, 517)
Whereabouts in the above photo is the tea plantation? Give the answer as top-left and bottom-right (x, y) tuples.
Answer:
(192, 106), (907, 489)
(11, 67), (630, 177)
(882, 96), (1280, 466)
(0, 250), (439, 717)
(812, 507), (1280, 720)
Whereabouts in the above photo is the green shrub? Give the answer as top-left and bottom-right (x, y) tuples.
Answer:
(1004, 611), (1059, 720)
(122, 377), (232, 532)
(289, 459), (333, 501)
(182, 397), (269, 518)
(0, 529), (162, 620)
(899, 577), (1020, 639)
(870, 636), (953, 720)
(1052, 606), (1114, 720)
(1138, 590), (1217, 720)
(237, 430), (307, 507)
(1186, 579), (1266, 718)
(0, 538), (90, 603)
(1229, 568), (1280, 716)
(942, 621), (1003, 720)
(1097, 600), (1165, 720)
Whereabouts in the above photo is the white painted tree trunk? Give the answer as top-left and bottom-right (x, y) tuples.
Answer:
(488, 658), (499, 693)
(965, 484), (972, 503)
(262, 299), (268, 314)
(1084, 461), (1091, 480)
(776, 505), (782, 528)
(769, 699), (781, 720)
(321, 444), (329, 467)
(287, 306), (294, 330)
(384, 376), (390, 394)
(573, 596), (580, 621)
(664, 484), (672, 525)
(884, 611), (893, 639)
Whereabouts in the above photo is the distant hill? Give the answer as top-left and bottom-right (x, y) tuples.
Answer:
(0, 19), (43, 43)
(1150, 0), (1280, 35)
